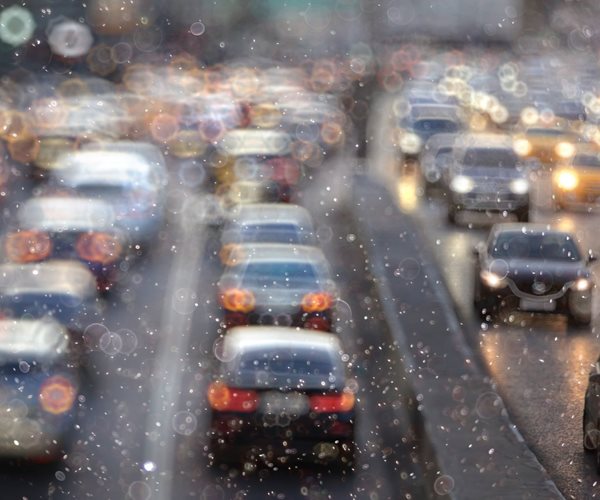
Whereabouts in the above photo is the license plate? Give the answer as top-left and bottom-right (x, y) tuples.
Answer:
(260, 392), (309, 416)
(519, 298), (556, 312)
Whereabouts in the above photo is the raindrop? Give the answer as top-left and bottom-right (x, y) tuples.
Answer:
(128, 481), (152, 500)
(55, 470), (66, 481)
(190, 22), (205, 36)
(172, 411), (197, 436)
(433, 475), (455, 495)
(99, 331), (123, 356)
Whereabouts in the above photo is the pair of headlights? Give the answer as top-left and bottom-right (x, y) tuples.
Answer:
(513, 139), (575, 159)
(480, 270), (592, 292)
(450, 176), (529, 195)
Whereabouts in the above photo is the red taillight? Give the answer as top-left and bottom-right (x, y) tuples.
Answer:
(5, 230), (52, 263)
(267, 157), (301, 185)
(76, 232), (123, 265)
(310, 391), (355, 413)
(303, 315), (331, 332)
(39, 375), (76, 415)
(220, 288), (256, 313)
(301, 292), (333, 313)
(207, 382), (258, 412)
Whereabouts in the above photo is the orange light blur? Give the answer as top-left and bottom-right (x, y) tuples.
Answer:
(310, 390), (355, 413)
(5, 230), (52, 263)
(207, 381), (258, 412)
(7, 135), (40, 164)
(220, 288), (256, 313)
(321, 121), (344, 145)
(31, 98), (69, 129)
(0, 110), (31, 143)
(219, 244), (244, 266)
(39, 375), (76, 415)
(301, 292), (333, 313)
(150, 113), (180, 143)
(75, 232), (123, 265)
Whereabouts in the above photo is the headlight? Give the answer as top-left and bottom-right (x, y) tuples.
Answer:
(399, 132), (422, 155)
(555, 142), (575, 158)
(513, 138), (532, 156)
(480, 270), (507, 289)
(554, 170), (579, 190)
(509, 178), (529, 195)
(574, 278), (592, 291)
(450, 175), (474, 193)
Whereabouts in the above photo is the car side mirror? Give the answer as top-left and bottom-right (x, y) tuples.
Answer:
(588, 251), (598, 264)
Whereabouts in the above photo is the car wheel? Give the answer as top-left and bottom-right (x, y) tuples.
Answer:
(583, 402), (597, 452)
(474, 284), (496, 320)
(447, 205), (458, 224)
(568, 310), (592, 328)
(516, 207), (529, 222)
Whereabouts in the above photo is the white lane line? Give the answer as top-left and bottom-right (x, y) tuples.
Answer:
(142, 201), (208, 500)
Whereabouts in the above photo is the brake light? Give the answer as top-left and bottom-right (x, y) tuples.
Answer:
(301, 292), (333, 313)
(207, 382), (258, 412)
(5, 230), (52, 263)
(303, 315), (331, 331)
(39, 375), (76, 415)
(267, 157), (301, 185)
(75, 232), (123, 265)
(310, 391), (355, 413)
(220, 288), (256, 313)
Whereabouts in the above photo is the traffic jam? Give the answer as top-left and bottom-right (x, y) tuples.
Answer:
(0, 1), (600, 499)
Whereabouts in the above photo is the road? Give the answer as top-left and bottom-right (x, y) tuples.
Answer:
(0, 150), (426, 499)
(404, 171), (600, 500)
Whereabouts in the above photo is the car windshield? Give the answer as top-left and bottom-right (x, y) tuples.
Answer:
(573, 154), (600, 168)
(240, 262), (321, 289)
(490, 232), (582, 261)
(463, 148), (518, 168)
(412, 119), (459, 134)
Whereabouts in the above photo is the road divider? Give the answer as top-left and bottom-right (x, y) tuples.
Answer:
(351, 175), (564, 499)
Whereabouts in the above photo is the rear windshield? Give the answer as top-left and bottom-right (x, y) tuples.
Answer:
(240, 262), (321, 289)
(413, 119), (459, 134)
(227, 224), (314, 245)
(490, 232), (582, 261)
(225, 347), (342, 390)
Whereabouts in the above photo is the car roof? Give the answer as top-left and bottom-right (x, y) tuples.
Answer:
(0, 260), (97, 298)
(222, 326), (341, 358)
(490, 223), (574, 238)
(0, 319), (69, 361)
(226, 204), (313, 227)
(17, 196), (117, 233)
(218, 129), (292, 156)
(223, 243), (328, 265)
(454, 133), (514, 150)
(56, 151), (154, 185)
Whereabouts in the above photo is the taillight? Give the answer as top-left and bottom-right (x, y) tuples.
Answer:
(303, 315), (331, 331)
(267, 157), (301, 185)
(39, 375), (76, 415)
(5, 230), (52, 263)
(301, 292), (333, 313)
(310, 390), (355, 413)
(219, 244), (244, 266)
(207, 381), (258, 412)
(76, 232), (123, 265)
(220, 288), (256, 313)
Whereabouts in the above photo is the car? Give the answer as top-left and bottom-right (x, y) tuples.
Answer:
(217, 243), (337, 331)
(6, 196), (130, 292)
(473, 223), (596, 325)
(220, 204), (316, 265)
(394, 103), (464, 161)
(418, 132), (458, 192)
(47, 149), (167, 243)
(211, 129), (302, 203)
(583, 355), (600, 472)
(552, 148), (600, 209)
(512, 121), (586, 166)
(445, 133), (530, 223)
(207, 326), (356, 469)
(0, 260), (100, 333)
(0, 318), (80, 462)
